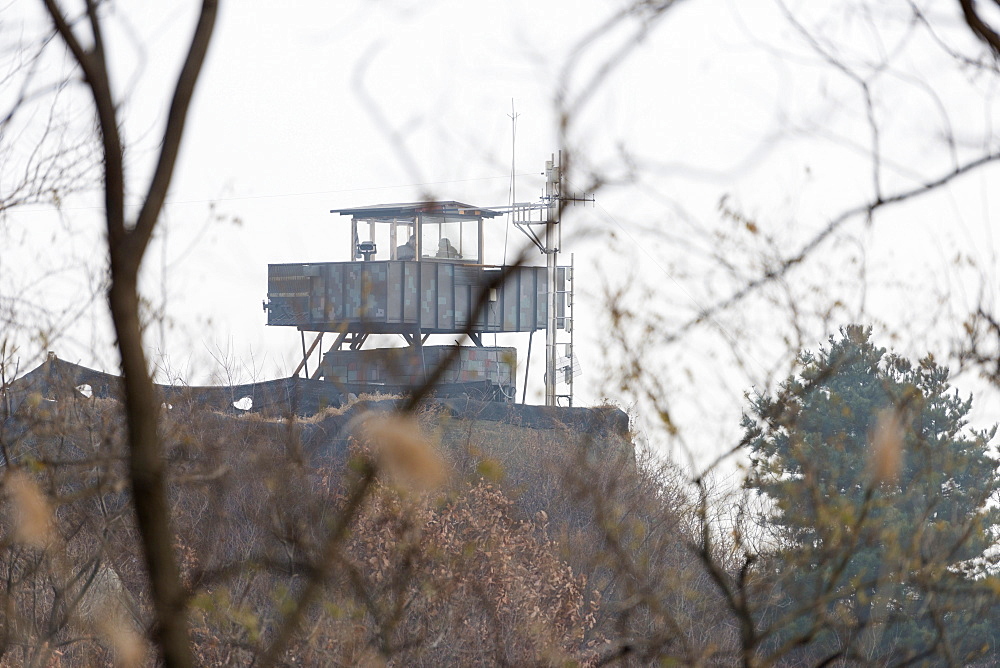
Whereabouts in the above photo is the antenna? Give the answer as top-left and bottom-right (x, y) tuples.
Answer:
(494, 153), (590, 406)
(504, 100), (519, 266)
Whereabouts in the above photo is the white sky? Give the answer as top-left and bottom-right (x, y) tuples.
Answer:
(3, 0), (999, 472)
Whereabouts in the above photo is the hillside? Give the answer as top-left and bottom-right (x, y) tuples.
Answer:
(1, 355), (719, 666)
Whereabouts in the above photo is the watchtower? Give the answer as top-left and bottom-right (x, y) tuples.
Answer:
(263, 200), (565, 402)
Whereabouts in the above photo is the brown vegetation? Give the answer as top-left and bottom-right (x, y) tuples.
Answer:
(0, 389), (708, 666)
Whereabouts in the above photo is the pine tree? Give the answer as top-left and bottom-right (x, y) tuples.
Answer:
(743, 325), (1000, 664)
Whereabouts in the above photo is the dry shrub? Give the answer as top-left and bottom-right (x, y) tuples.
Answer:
(305, 479), (595, 666)
(0, 394), (145, 667)
(301, 392), (404, 422)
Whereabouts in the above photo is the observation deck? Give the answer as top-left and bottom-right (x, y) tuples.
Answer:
(264, 201), (557, 337)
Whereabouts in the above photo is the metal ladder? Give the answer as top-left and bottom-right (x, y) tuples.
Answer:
(554, 253), (577, 407)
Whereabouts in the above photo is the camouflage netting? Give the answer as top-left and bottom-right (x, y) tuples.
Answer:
(2, 354), (629, 452)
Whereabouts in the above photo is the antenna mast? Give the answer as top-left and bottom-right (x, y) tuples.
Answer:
(504, 100), (519, 266)
(496, 151), (590, 406)
(544, 153), (560, 406)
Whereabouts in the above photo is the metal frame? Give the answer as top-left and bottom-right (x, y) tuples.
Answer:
(492, 153), (588, 406)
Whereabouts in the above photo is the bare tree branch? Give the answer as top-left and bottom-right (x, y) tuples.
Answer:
(959, 0), (1000, 56)
(38, 2), (219, 666)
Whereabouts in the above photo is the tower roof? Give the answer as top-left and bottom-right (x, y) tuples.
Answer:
(330, 200), (502, 219)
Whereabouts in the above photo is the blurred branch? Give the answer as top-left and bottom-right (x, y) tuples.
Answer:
(959, 0), (1000, 56)
(668, 151), (1000, 344)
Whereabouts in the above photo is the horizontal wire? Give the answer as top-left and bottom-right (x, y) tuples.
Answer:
(6, 171), (543, 214)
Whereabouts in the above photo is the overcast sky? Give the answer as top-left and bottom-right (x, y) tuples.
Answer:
(3, 0), (999, 470)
